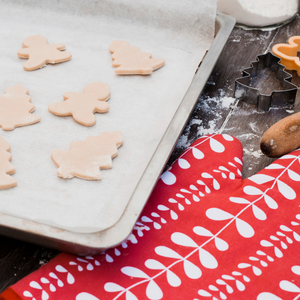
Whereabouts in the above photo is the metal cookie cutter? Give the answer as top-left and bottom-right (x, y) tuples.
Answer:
(272, 36), (300, 76)
(235, 52), (298, 111)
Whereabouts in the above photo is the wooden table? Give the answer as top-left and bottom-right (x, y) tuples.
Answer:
(1, 15), (300, 292)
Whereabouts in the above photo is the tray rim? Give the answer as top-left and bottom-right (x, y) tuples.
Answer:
(0, 12), (236, 255)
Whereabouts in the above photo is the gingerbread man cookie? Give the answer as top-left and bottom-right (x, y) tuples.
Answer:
(17, 35), (72, 71)
(0, 137), (17, 190)
(109, 40), (165, 75)
(51, 131), (123, 180)
(48, 82), (110, 127)
(0, 84), (41, 131)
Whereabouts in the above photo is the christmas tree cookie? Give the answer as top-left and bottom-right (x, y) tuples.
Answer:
(0, 85), (41, 131)
(48, 82), (110, 127)
(17, 35), (72, 71)
(109, 40), (165, 75)
(0, 137), (16, 190)
(51, 131), (123, 180)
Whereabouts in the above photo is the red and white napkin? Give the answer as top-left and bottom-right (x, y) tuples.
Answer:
(1, 134), (300, 300)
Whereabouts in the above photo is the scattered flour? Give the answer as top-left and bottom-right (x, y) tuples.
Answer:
(232, 37), (241, 43)
(190, 119), (202, 125)
(235, 86), (245, 99)
(217, 0), (298, 27)
(286, 109), (294, 114)
(176, 134), (188, 149)
(175, 92), (236, 149)
(222, 97), (236, 109)
(235, 133), (259, 140)
(249, 122), (260, 133)
(244, 148), (263, 159)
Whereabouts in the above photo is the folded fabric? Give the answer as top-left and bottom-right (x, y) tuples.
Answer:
(1, 134), (300, 300)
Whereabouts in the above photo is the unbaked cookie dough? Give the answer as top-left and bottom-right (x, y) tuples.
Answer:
(48, 82), (110, 127)
(0, 137), (16, 190)
(51, 131), (123, 180)
(17, 35), (72, 71)
(0, 84), (41, 131)
(109, 40), (165, 75)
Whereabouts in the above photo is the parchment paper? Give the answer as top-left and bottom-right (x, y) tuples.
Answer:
(0, 0), (217, 233)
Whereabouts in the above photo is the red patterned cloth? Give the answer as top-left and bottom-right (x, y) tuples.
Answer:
(2, 134), (300, 300)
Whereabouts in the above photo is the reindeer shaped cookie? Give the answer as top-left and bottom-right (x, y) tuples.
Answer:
(48, 82), (110, 127)
(0, 137), (16, 190)
(17, 35), (72, 71)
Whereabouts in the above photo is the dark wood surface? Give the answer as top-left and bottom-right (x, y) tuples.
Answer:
(1, 15), (300, 292)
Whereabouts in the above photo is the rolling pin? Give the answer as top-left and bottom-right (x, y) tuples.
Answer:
(260, 112), (300, 158)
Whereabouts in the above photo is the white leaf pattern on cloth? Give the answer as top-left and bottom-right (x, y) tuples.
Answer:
(155, 246), (182, 259)
(193, 226), (213, 237)
(265, 164), (285, 170)
(249, 174), (275, 184)
(243, 186), (264, 196)
(264, 195), (278, 209)
(146, 280), (163, 300)
(166, 270), (181, 287)
(178, 158), (190, 169)
(160, 171), (176, 185)
(292, 265), (300, 275)
(145, 259), (165, 270)
(104, 282), (124, 292)
(198, 289), (212, 296)
(55, 266), (75, 284)
(210, 137), (225, 153)
(183, 259), (202, 279)
(206, 208), (233, 221)
(230, 197), (249, 204)
(121, 267), (150, 279)
(192, 147), (204, 159)
(235, 218), (255, 238)
(279, 154), (297, 159)
(76, 292), (100, 300)
(126, 291), (139, 300)
(222, 134), (234, 141)
(287, 169), (300, 181)
(277, 180), (296, 200)
(279, 280), (300, 293)
(252, 205), (267, 221)
(198, 248), (218, 269)
(257, 292), (283, 300)
(29, 281), (42, 289)
(214, 237), (229, 251)
(171, 232), (198, 247)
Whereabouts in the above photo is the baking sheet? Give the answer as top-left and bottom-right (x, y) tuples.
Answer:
(0, 0), (217, 233)
(0, 12), (236, 255)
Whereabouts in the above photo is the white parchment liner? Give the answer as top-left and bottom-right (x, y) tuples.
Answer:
(0, 0), (217, 233)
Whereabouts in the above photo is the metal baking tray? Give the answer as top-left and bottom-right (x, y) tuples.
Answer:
(0, 12), (235, 255)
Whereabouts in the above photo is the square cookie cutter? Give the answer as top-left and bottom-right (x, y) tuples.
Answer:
(235, 52), (298, 111)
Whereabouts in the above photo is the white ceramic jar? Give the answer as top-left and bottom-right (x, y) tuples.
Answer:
(217, 0), (299, 29)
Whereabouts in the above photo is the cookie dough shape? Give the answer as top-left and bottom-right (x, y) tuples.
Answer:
(48, 82), (110, 127)
(17, 35), (72, 71)
(51, 131), (124, 180)
(0, 137), (17, 190)
(109, 40), (165, 75)
(0, 84), (41, 131)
